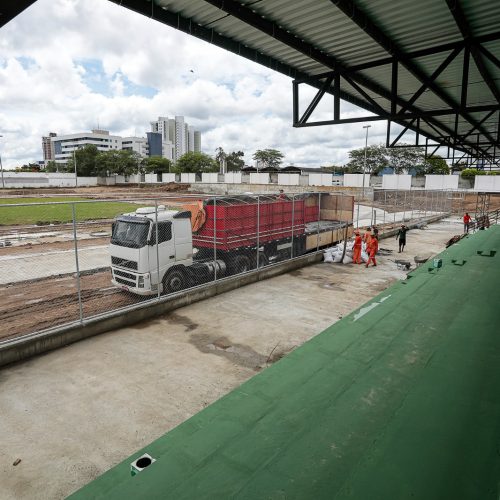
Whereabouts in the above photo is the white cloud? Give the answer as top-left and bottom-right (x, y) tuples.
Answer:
(0, 0), (392, 168)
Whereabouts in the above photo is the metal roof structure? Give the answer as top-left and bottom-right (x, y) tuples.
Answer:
(3, 1), (500, 166)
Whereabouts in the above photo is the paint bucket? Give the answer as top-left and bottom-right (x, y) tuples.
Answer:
(433, 258), (442, 269)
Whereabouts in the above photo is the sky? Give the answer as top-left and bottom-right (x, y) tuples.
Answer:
(0, 0), (393, 169)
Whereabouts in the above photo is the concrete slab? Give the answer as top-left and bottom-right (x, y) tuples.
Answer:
(0, 221), (462, 499)
(0, 246), (109, 284)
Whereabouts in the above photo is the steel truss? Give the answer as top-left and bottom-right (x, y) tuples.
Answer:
(97, 0), (500, 166)
(292, 0), (500, 165)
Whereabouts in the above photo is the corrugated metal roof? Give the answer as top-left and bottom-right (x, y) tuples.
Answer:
(3, 0), (499, 161)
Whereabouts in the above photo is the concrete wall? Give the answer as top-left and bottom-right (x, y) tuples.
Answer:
(201, 173), (219, 183)
(343, 174), (366, 188)
(425, 175), (459, 190)
(250, 173), (270, 184)
(225, 172), (242, 184)
(309, 173), (332, 186)
(1, 172), (78, 188)
(144, 173), (158, 183)
(278, 173), (300, 186)
(382, 175), (412, 190)
(474, 175), (500, 192)
(180, 173), (196, 183)
(161, 173), (176, 183)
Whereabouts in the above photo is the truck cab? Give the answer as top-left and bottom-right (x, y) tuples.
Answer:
(110, 206), (193, 295)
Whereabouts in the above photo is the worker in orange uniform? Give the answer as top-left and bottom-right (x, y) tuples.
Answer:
(363, 227), (372, 250)
(366, 235), (378, 267)
(352, 230), (362, 264)
(463, 212), (471, 233)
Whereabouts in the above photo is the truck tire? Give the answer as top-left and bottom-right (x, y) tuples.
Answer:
(163, 268), (186, 294)
(230, 254), (252, 275)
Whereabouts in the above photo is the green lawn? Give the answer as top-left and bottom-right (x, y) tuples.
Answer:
(0, 197), (143, 225)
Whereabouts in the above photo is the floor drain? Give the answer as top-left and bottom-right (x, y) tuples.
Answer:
(131, 453), (156, 476)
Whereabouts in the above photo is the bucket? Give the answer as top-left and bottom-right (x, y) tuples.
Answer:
(433, 258), (442, 269)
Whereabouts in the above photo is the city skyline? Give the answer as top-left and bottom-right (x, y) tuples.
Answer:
(0, 0), (390, 170)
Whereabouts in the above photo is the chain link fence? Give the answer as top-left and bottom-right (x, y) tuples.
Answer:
(0, 192), (353, 342)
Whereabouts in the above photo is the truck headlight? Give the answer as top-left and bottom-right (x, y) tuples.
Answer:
(138, 276), (144, 288)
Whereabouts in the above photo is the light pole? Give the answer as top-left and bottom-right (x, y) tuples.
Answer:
(362, 125), (371, 199)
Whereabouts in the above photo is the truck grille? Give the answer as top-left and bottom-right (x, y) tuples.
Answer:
(114, 269), (136, 281)
(111, 256), (138, 270)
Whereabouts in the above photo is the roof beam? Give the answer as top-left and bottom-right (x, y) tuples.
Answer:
(330, 0), (498, 148)
(200, 0), (478, 153)
(446, 0), (500, 104)
(0, 1), (37, 29)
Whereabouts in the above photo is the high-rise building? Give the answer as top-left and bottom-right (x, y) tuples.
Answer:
(150, 116), (201, 162)
(42, 132), (57, 163)
(51, 129), (123, 164)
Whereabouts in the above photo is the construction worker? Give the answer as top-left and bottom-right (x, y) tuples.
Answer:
(363, 227), (372, 249)
(463, 212), (471, 233)
(352, 230), (362, 264)
(396, 224), (408, 253)
(366, 234), (378, 267)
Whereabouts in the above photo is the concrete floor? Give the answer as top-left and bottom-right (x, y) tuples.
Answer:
(0, 220), (462, 499)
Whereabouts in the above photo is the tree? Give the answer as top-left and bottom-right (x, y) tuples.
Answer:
(173, 152), (218, 173)
(424, 155), (450, 175)
(66, 144), (99, 176)
(45, 160), (58, 172)
(141, 156), (172, 174)
(226, 151), (245, 171)
(253, 149), (284, 169)
(215, 146), (226, 172)
(387, 146), (424, 174)
(346, 144), (387, 174)
(95, 149), (141, 176)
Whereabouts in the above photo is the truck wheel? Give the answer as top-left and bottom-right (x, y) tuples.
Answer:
(163, 269), (186, 294)
(231, 255), (252, 274)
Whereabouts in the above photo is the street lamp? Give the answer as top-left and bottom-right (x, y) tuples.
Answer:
(362, 125), (371, 199)
(0, 134), (4, 189)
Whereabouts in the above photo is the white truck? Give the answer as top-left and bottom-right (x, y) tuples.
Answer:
(110, 195), (353, 296)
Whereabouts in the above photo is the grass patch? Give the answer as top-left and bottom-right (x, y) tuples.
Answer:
(0, 197), (143, 226)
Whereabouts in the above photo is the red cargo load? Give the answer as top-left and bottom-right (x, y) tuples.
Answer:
(193, 197), (311, 251)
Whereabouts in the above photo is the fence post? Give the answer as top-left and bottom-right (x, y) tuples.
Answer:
(71, 204), (83, 324)
(291, 193), (295, 258)
(394, 190), (398, 223)
(383, 190), (386, 224)
(403, 191), (406, 222)
(155, 199), (160, 299)
(213, 196), (217, 281)
(317, 192), (321, 251)
(256, 195), (260, 269)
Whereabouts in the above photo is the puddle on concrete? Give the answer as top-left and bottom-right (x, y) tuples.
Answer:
(163, 312), (198, 332)
(189, 333), (289, 371)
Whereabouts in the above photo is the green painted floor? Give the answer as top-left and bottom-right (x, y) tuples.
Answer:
(70, 227), (500, 500)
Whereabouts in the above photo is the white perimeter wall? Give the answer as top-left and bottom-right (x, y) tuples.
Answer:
(161, 173), (176, 183)
(425, 175), (459, 190)
(343, 173), (366, 187)
(278, 173), (300, 186)
(309, 173), (332, 186)
(144, 173), (157, 183)
(180, 173), (196, 183)
(249, 173), (270, 184)
(201, 173), (219, 183)
(225, 172), (242, 184)
(474, 175), (500, 192)
(382, 174), (412, 190)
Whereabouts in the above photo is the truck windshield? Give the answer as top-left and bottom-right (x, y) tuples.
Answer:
(111, 220), (150, 248)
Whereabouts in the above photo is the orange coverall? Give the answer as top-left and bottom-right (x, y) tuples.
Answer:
(366, 237), (378, 267)
(353, 234), (362, 264)
(363, 230), (372, 249)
